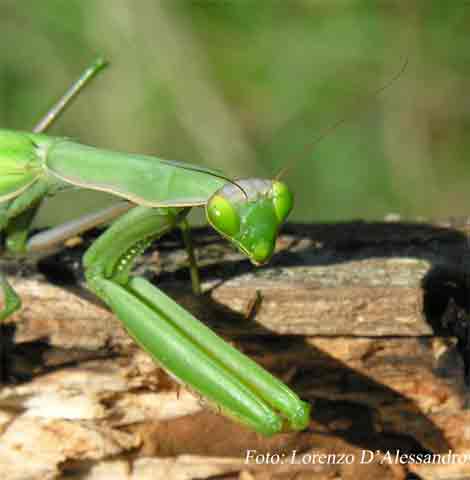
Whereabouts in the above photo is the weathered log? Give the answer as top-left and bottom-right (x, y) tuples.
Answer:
(1, 220), (470, 479)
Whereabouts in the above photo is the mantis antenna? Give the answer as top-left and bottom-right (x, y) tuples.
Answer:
(33, 58), (109, 134)
(159, 162), (249, 200)
(275, 57), (409, 180)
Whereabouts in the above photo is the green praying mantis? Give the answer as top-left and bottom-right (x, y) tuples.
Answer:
(0, 59), (311, 436)
(0, 57), (406, 436)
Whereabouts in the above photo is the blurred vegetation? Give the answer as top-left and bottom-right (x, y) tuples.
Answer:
(0, 1), (469, 225)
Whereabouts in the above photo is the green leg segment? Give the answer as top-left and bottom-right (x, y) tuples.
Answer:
(0, 273), (21, 322)
(0, 272), (19, 380)
(1, 179), (50, 254)
(83, 206), (310, 436)
(0, 179), (49, 321)
(179, 218), (201, 296)
(5, 205), (41, 254)
(0, 202), (10, 231)
(0, 180), (50, 380)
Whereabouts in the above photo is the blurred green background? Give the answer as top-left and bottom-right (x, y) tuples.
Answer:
(0, 1), (469, 225)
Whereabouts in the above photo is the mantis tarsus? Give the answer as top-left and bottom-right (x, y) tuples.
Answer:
(0, 59), (310, 436)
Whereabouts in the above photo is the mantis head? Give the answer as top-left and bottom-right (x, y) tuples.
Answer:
(206, 179), (293, 265)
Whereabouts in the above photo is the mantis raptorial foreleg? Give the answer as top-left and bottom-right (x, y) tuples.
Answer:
(0, 58), (311, 433)
(82, 205), (308, 435)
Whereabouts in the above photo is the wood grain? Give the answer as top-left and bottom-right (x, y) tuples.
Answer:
(1, 219), (470, 479)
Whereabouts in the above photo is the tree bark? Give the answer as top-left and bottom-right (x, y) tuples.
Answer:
(1, 219), (470, 480)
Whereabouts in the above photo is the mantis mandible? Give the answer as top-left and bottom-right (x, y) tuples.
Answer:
(0, 59), (310, 436)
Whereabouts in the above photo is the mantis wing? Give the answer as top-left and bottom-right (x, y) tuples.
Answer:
(44, 140), (228, 207)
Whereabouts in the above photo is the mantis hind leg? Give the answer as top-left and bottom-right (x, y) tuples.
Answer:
(83, 205), (310, 435)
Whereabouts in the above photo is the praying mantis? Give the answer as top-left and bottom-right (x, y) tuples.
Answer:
(0, 59), (311, 436)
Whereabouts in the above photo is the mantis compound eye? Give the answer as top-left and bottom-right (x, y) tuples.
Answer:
(206, 194), (241, 238)
(272, 181), (294, 223)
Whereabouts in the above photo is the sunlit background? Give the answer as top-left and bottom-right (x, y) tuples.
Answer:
(0, 1), (469, 225)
